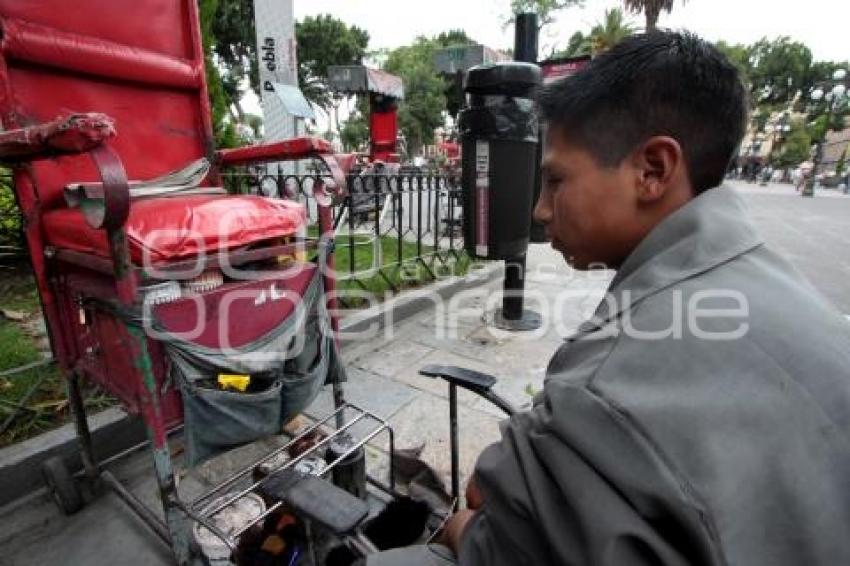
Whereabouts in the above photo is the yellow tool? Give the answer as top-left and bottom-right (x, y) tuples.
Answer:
(217, 374), (251, 392)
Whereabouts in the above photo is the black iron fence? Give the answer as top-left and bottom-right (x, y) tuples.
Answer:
(221, 166), (469, 303)
(0, 165), (470, 288)
(0, 162), (471, 445)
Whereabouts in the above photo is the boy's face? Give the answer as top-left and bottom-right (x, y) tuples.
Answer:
(533, 126), (645, 270)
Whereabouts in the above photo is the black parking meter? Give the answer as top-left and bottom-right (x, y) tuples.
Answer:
(459, 62), (542, 330)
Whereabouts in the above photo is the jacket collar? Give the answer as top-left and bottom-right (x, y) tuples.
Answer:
(587, 186), (764, 328)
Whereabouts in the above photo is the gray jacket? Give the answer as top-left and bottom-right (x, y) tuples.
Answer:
(461, 187), (850, 565)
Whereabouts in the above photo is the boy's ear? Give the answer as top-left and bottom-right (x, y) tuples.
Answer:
(631, 136), (684, 202)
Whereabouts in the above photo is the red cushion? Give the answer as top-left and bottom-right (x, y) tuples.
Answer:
(42, 195), (306, 263)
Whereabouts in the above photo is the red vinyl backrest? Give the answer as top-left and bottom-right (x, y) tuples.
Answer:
(0, 0), (215, 209)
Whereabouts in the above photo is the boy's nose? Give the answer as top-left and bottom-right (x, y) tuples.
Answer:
(533, 196), (551, 225)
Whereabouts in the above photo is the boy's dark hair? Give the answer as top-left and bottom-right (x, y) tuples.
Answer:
(537, 31), (748, 194)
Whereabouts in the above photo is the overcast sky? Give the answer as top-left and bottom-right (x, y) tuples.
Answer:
(294, 0), (848, 62)
(247, 0), (848, 129)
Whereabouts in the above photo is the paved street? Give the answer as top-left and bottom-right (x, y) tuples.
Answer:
(730, 180), (850, 313)
(1, 182), (848, 564)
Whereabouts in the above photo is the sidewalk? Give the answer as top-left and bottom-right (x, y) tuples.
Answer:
(0, 243), (609, 566)
(2, 181), (849, 563)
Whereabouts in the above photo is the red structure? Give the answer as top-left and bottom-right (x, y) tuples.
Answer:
(327, 65), (404, 163)
(0, 1), (347, 562)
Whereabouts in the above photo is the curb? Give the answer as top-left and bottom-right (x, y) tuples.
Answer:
(0, 407), (146, 508)
(0, 263), (501, 507)
(339, 261), (502, 344)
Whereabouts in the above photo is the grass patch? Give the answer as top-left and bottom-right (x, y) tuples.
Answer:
(333, 233), (471, 305)
(307, 226), (472, 306)
(0, 264), (40, 313)
(0, 265), (113, 446)
(0, 321), (113, 447)
(0, 320), (63, 446)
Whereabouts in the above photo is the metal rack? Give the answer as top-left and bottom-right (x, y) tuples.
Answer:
(184, 402), (396, 552)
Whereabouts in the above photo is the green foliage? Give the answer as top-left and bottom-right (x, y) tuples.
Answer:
(558, 31), (591, 57)
(753, 108), (770, 132)
(384, 38), (448, 156)
(508, 0), (582, 29)
(340, 98), (370, 152)
(243, 113), (264, 139)
(0, 170), (22, 253)
(749, 37), (812, 104)
(807, 114), (829, 144)
(774, 122), (812, 167)
(198, 0), (239, 148)
(837, 148), (847, 176)
(804, 60), (850, 93)
(209, 0), (258, 112)
(588, 8), (634, 54)
(297, 15), (369, 113)
(434, 29), (474, 48)
(623, 0), (680, 32)
(200, 6), (372, 135)
(552, 7), (635, 58)
(431, 30), (477, 118)
(715, 41), (752, 84)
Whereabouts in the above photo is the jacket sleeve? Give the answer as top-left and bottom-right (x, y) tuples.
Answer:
(458, 378), (722, 566)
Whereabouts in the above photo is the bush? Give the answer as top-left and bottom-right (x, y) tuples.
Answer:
(774, 124), (812, 168)
(0, 169), (23, 252)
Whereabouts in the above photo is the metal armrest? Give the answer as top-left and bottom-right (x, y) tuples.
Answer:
(0, 112), (129, 231)
(215, 137), (347, 204)
(0, 112), (134, 302)
(0, 113), (116, 163)
(419, 364), (517, 504)
(215, 137), (333, 166)
(419, 364), (515, 416)
(419, 364), (496, 394)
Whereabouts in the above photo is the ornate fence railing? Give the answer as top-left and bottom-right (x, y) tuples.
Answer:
(0, 164), (472, 443)
(221, 167), (468, 302)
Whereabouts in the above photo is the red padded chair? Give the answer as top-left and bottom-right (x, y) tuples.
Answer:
(0, 2), (346, 562)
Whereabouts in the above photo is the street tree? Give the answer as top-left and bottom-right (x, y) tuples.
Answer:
(432, 29), (476, 118)
(339, 110), (369, 153)
(748, 37), (812, 105)
(508, 0), (583, 30)
(566, 31), (590, 56)
(715, 41), (753, 86)
(207, 0), (257, 121)
(199, 0), (239, 147)
(553, 31), (591, 58)
(296, 15), (370, 114)
(623, 0), (683, 32)
(588, 8), (634, 54)
(804, 60), (850, 92)
(435, 29), (474, 47)
(201, 5), (371, 121)
(384, 38), (447, 157)
(773, 122), (812, 168)
(339, 96), (370, 152)
(837, 148), (847, 177)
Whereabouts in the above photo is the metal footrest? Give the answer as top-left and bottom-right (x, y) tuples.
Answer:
(184, 402), (395, 552)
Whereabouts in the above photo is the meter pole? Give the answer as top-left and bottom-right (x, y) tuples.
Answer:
(493, 12), (542, 331)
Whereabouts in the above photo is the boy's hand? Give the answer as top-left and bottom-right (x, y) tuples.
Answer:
(440, 509), (477, 556)
(466, 475), (484, 510)
(439, 475), (484, 555)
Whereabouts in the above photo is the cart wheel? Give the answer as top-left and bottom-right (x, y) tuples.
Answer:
(42, 456), (83, 515)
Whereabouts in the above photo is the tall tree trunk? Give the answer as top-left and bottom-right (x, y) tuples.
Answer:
(645, 5), (662, 32)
